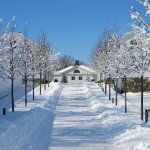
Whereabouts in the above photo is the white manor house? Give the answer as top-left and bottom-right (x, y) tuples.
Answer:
(53, 60), (98, 84)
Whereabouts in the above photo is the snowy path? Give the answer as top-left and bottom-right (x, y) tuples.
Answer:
(49, 84), (117, 150)
(0, 83), (150, 150)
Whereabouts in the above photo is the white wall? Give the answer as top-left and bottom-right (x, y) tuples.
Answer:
(0, 76), (22, 98)
(53, 66), (98, 84)
(66, 67), (95, 84)
(67, 75), (87, 84)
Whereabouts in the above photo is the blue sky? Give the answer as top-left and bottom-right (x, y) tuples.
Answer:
(0, 0), (137, 63)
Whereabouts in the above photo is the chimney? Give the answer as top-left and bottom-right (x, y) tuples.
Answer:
(74, 60), (79, 66)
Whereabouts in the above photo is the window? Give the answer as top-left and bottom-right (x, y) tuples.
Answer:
(74, 70), (80, 73)
(79, 76), (82, 80)
(71, 76), (75, 80)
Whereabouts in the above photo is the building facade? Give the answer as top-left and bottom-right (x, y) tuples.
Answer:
(53, 63), (98, 84)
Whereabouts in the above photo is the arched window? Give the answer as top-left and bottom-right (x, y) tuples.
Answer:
(74, 70), (80, 73)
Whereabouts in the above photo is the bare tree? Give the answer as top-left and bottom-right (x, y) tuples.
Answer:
(0, 17), (21, 112)
(37, 32), (53, 94)
(30, 43), (39, 101)
(17, 24), (33, 107)
(58, 55), (75, 70)
(125, 25), (150, 120)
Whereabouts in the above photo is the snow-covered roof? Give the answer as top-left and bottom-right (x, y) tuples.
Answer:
(58, 66), (74, 74)
(79, 65), (96, 73)
(144, 72), (150, 77)
(126, 72), (150, 78)
(58, 65), (97, 74)
(53, 71), (61, 75)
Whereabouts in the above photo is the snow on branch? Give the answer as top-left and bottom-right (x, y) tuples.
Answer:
(131, 0), (150, 31)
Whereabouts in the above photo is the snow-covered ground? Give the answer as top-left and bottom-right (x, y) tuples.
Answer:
(88, 83), (150, 150)
(0, 82), (150, 150)
(0, 82), (63, 150)
(50, 84), (114, 149)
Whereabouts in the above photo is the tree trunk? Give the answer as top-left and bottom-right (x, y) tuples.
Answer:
(48, 71), (50, 87)
(105, 78), (107, 94)
(44, 71), (46, 90)
(11, 78), (14, 112)
(115, 78), (118, 106)
(109, 74), (111, 100)
(25, 74), (27, 107)
(124, 75), (127, 113)
(141, 75), (144, 121)
(99, 73), (100, 87)
(33, 74), (35, 101)
(40, 70), (42, 95)
(99, 73), (102, 87)
(11, 47), (14, 112)
(102, 79), (104, 92)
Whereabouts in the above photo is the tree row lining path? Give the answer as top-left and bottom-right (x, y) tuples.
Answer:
(49, 84), (117, 150)
(0, 83), (148, 150)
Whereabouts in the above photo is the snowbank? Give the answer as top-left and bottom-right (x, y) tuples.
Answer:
(112, 125), (150, 150)
(0, 82), (63, 150)
(87, 83), (150, 150)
